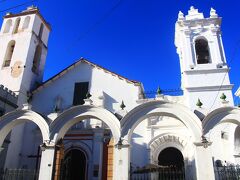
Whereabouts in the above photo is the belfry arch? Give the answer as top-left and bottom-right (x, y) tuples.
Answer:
(195, 37), (211, 64)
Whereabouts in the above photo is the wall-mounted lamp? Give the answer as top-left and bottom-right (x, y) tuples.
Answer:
(194, 135), (212, 148)
(40, 142), (47, 151)
(201, 135), (212, 148)
(115, 137), (129, 150)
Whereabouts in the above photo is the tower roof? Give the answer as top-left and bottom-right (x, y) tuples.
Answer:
(4, 6), (51, 31)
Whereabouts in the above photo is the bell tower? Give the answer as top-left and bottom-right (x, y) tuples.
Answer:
(0, 6), (50, 106)
(175, 6), (233, 110)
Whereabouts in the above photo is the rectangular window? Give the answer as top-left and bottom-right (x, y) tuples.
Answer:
(73, 82), (89, 105)
(0, 108), (5, 117)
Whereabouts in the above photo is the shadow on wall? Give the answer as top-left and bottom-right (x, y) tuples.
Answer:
(102, 91), (118, 113)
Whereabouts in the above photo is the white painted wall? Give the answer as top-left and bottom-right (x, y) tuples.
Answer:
(31, 62), (141, 115)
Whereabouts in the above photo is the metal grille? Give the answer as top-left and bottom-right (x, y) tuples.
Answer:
(0, 169), (38, 180)
(130, 167), (185, 180)
(215, 165), (240, 180)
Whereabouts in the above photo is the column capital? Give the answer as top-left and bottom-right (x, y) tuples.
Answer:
(194, 136), (212, 148)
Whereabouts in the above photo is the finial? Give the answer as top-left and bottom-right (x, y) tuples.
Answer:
(178, 11), (185, 20)
(120, 100), (126, 110)
(190, 6), (195, 10)
(196, 98), (203, 108)
(210, 7), (218, 18)
(5, 12), (12, 16)
(156, 86), (162, 95)
(220, 93), (226, 101)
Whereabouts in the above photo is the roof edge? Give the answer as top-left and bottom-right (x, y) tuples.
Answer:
(32, 58), (142, 94)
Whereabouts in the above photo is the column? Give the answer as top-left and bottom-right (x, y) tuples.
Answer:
(93, 129), (104, 180)
(107, 139), (114, 180)
(184, 30), (195, 69)
(114, 143), (130, 180)
(194, 142), (215, 180)
(38, 144), (55, 180)
(211, 28), (223, 65)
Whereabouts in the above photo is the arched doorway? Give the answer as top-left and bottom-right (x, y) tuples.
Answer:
(158, 147), (184, 168)
(60, 149), (87, 180)
(158, 147), (185, 179)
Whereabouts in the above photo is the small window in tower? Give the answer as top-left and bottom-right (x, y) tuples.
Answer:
(3, 40), (15, 67)
(32, 45), (42, 73)
(13, 18), (20, 34)
(195, 38), (211, 64)
(22, 16), (30, 30)
(38, 23), (44, 39)
(3, 19), (12, 33)
(73, 82), (89, 105)
(0, 108), (5, 117)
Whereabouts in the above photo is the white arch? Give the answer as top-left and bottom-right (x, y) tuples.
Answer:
(121, 100), (202, 142)
(50, 105), (120, 142)
(0, 109), (50, 147)
(148, 133), (188, 164)
(203, 107), (240, 134)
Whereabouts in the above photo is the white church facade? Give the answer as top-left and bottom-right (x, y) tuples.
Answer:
(0, 5), (240, 180)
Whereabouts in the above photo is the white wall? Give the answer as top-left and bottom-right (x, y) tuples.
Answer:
(31, 62), (141, 115)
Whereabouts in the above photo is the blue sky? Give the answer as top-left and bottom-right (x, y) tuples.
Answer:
(1, 0), (240, 98)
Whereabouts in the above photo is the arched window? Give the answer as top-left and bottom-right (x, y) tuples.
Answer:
(32, 45), (42, 73)
(3, 19), (12, 33)
(3, 40), (15, 67)
(13, 18), (20, 34)
(38, 23), (44, 39)
(195, 38), (211, 64)
(22, 16), (30, 29)
(234, 126), (240, 155)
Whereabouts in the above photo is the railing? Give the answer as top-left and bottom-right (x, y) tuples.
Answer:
(130, 167), (185, 180)
(143, 89), (183, 99)
(0, 169), (38, 180)
(214, 165), (240, 180)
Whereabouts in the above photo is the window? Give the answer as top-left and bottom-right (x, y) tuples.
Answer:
(22, 16), (30, 29)
(3, 40), (15, 67)
(38, 23), (44, 39)
(32, 45), (42, 73)
(73, 82), (89, 105)
(3, 19), (12, 33)
(13, 18), (20, 34)
(195, 38), (211, 64)
(0, 108), (5, 117)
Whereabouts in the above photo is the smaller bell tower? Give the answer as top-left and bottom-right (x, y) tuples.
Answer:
(175, 6), (233, 110)
(0, 6), (51, 106)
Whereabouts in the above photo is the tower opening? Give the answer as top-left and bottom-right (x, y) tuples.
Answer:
(158, 147), (184, 168)
(3, 40), (15, 67)
(60, 149), (87, 180)
(13, 18), (20, 34)
(22, 16), (30, 29)
(32, 45), (42, 73)
(195, 39), (211, 64)
(3, 19), (12, 33)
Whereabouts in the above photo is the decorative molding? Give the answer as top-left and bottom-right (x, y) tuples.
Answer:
(184, 67), (229, 75)
(185, 84), (233, 92)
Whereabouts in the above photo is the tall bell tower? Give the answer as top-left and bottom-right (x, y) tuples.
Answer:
(175, 6), (233, 110)
(0, 6), (51, 169)
(0, 6), (50, 106)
